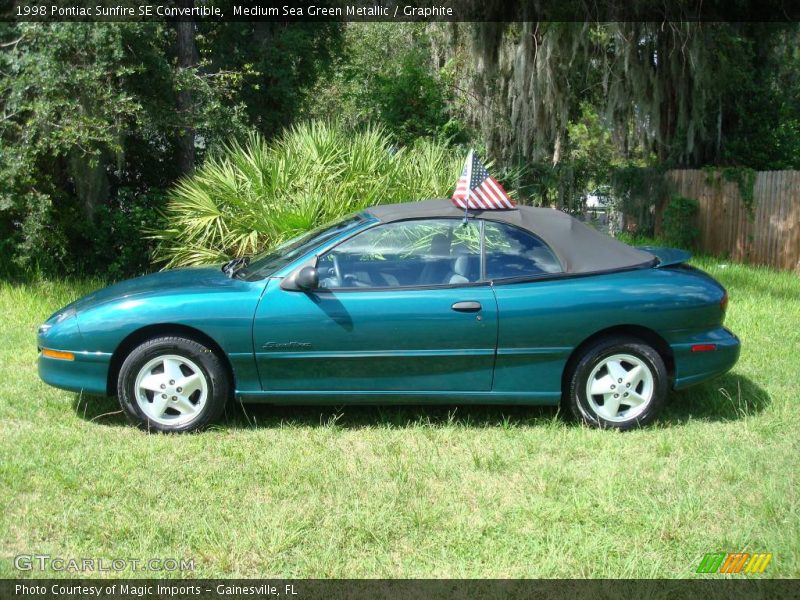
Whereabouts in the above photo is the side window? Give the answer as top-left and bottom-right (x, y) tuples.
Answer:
(318, 219), (480, 289)
(484, 222), (562, 279)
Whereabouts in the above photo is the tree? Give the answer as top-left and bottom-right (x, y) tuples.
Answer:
(302, 23), (456, 146)
(202, 17), (342, 137)
(443, 21), (800, 170)
(175, 0), (200, 174)
(0, 22), (249, 274)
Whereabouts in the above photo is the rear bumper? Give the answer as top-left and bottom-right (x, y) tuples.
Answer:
(671, 327), (741, 390)
(38, 350), (111, 396)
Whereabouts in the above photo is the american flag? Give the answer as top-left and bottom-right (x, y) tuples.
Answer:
(452, 150), (516, 210)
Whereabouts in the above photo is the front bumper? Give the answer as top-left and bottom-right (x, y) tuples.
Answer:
(38, 350), (112, 396)
(671, 327), (741, 390)
(37, 311), (112, 396)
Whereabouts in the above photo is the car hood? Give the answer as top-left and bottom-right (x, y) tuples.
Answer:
(58, 265), (242, 315)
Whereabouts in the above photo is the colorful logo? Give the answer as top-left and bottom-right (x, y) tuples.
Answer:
(696, 552), (772, 574)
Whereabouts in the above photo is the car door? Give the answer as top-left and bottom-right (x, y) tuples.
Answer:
(481, 221), (569, 398)
(252, 218), (498, 392)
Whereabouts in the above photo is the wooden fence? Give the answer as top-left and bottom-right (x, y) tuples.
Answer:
(664, 170), (800, 273)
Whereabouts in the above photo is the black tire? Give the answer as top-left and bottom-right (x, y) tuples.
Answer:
(565, 336), (668, 430)
(117, 336), (230, 433)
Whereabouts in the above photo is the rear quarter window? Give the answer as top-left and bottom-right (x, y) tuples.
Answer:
(484, 221), (562, 279)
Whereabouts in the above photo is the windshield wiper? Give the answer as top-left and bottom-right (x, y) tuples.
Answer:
(222, 256), (250, 278)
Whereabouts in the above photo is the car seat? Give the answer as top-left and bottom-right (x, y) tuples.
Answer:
(418, 233), (452, 284)
(448, 246), (474, 284)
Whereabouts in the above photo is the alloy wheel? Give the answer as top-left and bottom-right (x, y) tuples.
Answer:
(584, 353), (655, 423)
(133, 354), (208, 426)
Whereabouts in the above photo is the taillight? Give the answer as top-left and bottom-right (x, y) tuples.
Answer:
(720, 291), (729, 314)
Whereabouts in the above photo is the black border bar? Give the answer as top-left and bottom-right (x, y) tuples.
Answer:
(5, 0), (800, 22)
(1, 579), (800, 600)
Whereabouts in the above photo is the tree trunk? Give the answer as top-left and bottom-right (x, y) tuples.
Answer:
(552, 131), (562, 166)
(69, 148), (109, 223)
(175, 0), (198, 175)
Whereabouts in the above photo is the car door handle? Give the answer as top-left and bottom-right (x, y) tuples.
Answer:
(451, 301), (482, 313)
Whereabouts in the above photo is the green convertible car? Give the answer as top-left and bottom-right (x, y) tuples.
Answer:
(38, 199), (740, 432)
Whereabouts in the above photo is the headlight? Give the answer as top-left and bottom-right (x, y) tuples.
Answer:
(39, 307), (77, 334)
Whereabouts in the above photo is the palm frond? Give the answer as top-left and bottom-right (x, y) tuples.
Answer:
(152, 122), (468, 268)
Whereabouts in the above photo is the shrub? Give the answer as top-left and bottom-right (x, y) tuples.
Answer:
(152, 122), (467, 268)
(79, 189), (168, 279)
(661, 195), (699, 249)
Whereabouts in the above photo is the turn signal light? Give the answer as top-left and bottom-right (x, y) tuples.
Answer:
(720, 292), (729, 313)
(691, 344), (717, 353)
(42, 349), (75, 361)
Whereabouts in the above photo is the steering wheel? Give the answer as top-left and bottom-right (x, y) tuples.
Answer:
(332, 254), (344, 287)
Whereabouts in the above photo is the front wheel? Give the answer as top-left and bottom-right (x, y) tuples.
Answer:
(566, 337), (668, 430)
(117, 336), (230, 433)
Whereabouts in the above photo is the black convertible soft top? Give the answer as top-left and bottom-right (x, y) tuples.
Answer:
(365, 199), (656, 275)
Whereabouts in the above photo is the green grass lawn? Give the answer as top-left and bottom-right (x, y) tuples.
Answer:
(1, 257), (798, 579)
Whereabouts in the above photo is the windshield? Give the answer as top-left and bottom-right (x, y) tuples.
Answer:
(238, 215), (365, 281)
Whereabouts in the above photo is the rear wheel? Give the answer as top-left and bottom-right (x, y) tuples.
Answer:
(117, 336), (230, 433)
(566, 336), (667, 430)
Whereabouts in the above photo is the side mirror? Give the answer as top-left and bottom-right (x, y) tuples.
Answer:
(295, 266), (319, 290)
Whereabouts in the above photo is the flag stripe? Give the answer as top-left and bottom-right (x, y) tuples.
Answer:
(475, 186), (497, 208)
(469, 190), (487, 209)
(488, 178), (511, 207)
(473, 186), (491, 206)
(487, 177), (515, 208)
(479, 180), (502, 206)
(477, 184), (502, 208)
